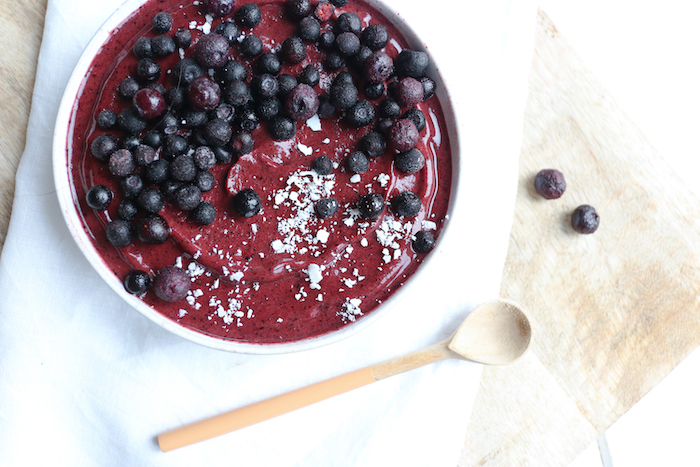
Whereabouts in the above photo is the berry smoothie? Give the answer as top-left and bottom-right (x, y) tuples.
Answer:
(67, 0), (453, 345)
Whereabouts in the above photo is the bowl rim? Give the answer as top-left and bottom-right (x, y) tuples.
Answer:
(52, 0), (463, 354)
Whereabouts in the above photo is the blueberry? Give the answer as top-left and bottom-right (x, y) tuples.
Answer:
(402, 108), (426, 132)
(286, 84), (319, 121)
(534, 169), (566, 199)
(412, 230), (435, 253)
(160, 179), (182, 200)
(421, 76), (436, 100)
(118, 77), (140, 101)
(123, 270), (151, 295)
(147, 82), (167, 95)
(336, 32), (360, 57)
(336, 12), (362, 35)
(145, 159), (170, 184)
(182, 110), (209, 129)
(269, 116), (296, 140)
(396, 49), (430, 78)
(173, 58), (204, 86)
(135, 58), (161, 83)
(106, 219), (134, 247)
(223, 80), (252, 107)
(121, 174), (143, 198)
(571, 205), (600, 234)
(120, 134), (142, 151)
(193, 146), (217, 170)
(358, 193), (384, 219)
(118, 199), (139, 220)
(312, 155), (333, 175)
(391, 191), (421, 217)
(360, 24), (389, 51)
(233, 188), (262, 217)
(345, 100), (374, 127)
(251, 73), (279, 99)
(219, 60), (248, 85)
(239, 34), (264, 57)
(318, 31), (336, 50)
(364, 51), (393, 84)
(277, 74), (298, 95)
(117, 107), (147, 134)
(97, 109), (117, 129)
(375, 117), (393, 135)
(153, 12), (173, 33)
(394, 148), (425, 174)
(329, 0), (349, 6)
(188, 75), (221, 111)
(165, 87), (185, 109)
(153, 266), (190, 302)
(138, 214), (171, 244)
(211, 102), (236, 122)
(361, 131), (386, 158)
(169, 155), (197, 182)
(314, 1), (334, 22)
(333, 72), (354, 86)
(175, 184), (203, 211)
(256, 52), (282, 75)
(133, 37), (153, 58)
(191, 202), (217, 225)
(108, 149), (135, 177)
(137, 187), (165, 213)
(215, 20), (240, 45)
(286, 0), (312, 19)
(162, 134), (189, 159)
(205, 0), (235, 17)
(378, 97), (401, 118)
(388, 118), (419, 151)
(91, 134), (118, 161)
(350, 45), (372, 70)
(281, 36), (307, 64)
(195, 170), (216, 192)
(235, 3), (262, 28)
(237, 108), (260, 131)
(229, 130), (255, 156)
(325, 53), (345, 71)
(346, 151), (369, 174)
(394, 77), (423, 108)
(317, 94), (336, 118)
(141, 131), (162, 149)
(297, 64), (320, 87)
(194, 33), (231, 69)
(152, 34), (176, 57)
(316, 197), (339, 219)
(174, 28), (193, 49)
(330, 81), (358, 109)
(133, 88), (166, 120)
(204, 118), (233, 147)
(86, 185), (113, 210)
(298, 16), (321, 41)
(364, 82), (384, 100)
(256, 97), (281, 120)
(213, 146), (234, 164)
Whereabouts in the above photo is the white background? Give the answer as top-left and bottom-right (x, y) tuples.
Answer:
(537, 2), (700, 466)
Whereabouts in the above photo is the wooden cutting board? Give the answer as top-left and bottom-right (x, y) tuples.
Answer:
(2, 4), (700, 466)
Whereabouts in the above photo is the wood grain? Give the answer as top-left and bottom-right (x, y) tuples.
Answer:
(460, 12), (700, 466)
(0, 0), (47, 250)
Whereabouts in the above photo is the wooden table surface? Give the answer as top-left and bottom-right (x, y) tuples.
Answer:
(2, 3), (700, 466)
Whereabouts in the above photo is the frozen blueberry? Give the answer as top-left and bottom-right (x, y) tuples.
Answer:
(229, 130), (255, 156)
(336, 32), (361, 57)
(206, 0), (236, 16)
(169, 154), (197, 182)
(277, 74), (297, 95)
(91, 134), (118, 161)
(144, 160), (168, 185)
(213, 146), (233, 164)
(534, 169), (566, 199)
(317, 94), (336, 118)
(137, 187), (165, 213)
(329, 0), (349, 7)
(175, 184), (203, 211)
(330, 80), (358, 109)
(109, 149), (135, 177)
(256, 97), (281, 120)
(286, 0), (312, 19)
(195, 170), (216, 192)
(215, 20), (240, 45)
(251, 73), (279, 99)
(182, 110), (209, 129)
(571, 205), (600, 234)
(147, 82), (167, 96)
(361, 131), (386, 158)
(173, 58), (204, 86)
(395, 49), (429, 78)
(191, 201), (216, 225)
(174, 28), (193, 49)
(402, 108), (426, 132)
(297, 65), (321, 87)
(325, 52), (345, 71)
(346, 151), (369, 174)
(211, 102), (236, 122)
(152, 35), (176, 57)
(318, 30), (336, 50)
(376, 117), (393, 135)
(133, 37), (153, 59)
(235, 3), (262, 28)
(316, 197), (339, 219)
(421, 76), (436, 100)
(412, 230), (435, 253)
(162, 134), (189, 159)
(86, 185), (113, 210)
(281, 36), (307, 64)
(312, 155), (333, 175)
(97, 109), (117, 129)
(358, 192), (384, 219)
(364, 82), (384, 100)
(394, 148), (425, 174)
(117, 199), (139, 220)
(360, 24), (389, 51)
(269, 116), (296, 140)
(193, 146), (217, 170)
(237, 107), (260, 131)
(163, 88), (184, 110)
(378, 97), (401, 118)
(137, 214), (171, 244)
(233, 188), (262, 217)
(120, 174), (143, 198)
(123, 270), (150, 295)
(218, 59), (247, 85)
(132, 88), (166, 120)
(336, 12), (362, 35)
(350, 45), (372, 69)
(106, 219), (133, 247)
(394, 77), (423, 108)
(194, 33), (231, 68)
(298, 16), (321, 41)
(391, 191), (421, 217)
(141, 131), (162, 149)
(286, 84), (319, 121)
(153, 266), (190, 302)
(256, 52), (282, 75)
(118, 78), (141, 99)
(223, 80), (252, 107)
(239, 34), (264, 57)
(118, 107), (147, 134)
(159, 179), (181, 200)
(135, 58), (161, 83)
(345, 100), (374, 127)
(120, 135), (142, 151)
(188, 75), (221, 111)
(204, 118), (233, 147)
(388, 118), (419, 151)
(153, 12), (173, 33)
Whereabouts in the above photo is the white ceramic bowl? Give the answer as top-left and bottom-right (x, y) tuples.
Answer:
(53, 0), (461, 354)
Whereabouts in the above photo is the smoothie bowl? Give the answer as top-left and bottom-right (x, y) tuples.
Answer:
(53, 0), (460, 353)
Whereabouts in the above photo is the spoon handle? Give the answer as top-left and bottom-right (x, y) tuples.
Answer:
(157, 340), (454, 452)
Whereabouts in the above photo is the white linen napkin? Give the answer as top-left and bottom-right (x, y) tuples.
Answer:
(0, 0), (536, 465)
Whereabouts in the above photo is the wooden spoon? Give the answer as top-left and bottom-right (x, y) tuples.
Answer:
(158, 299), (531, 452)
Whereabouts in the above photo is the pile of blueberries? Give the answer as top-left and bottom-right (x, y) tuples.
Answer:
(85, 0), (440, 298)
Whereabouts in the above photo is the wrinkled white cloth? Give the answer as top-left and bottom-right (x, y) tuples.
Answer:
(0, 0), (536, 465)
